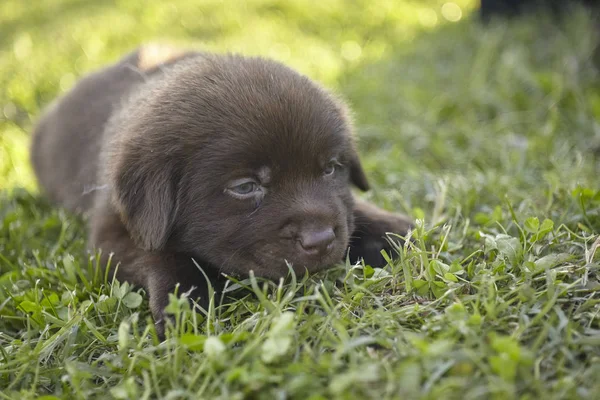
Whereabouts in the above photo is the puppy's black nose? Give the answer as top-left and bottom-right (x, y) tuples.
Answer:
(298, 227), (335, 256)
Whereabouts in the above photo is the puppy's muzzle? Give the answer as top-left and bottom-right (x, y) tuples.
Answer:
(277, 196), (346, 266)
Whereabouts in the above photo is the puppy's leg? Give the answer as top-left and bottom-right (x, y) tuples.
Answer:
(348, 198), (413, 267)
(144, 252), (220, 338)
(90, 209), (217, 337)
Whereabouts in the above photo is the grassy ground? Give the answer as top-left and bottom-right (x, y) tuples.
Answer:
(1, 0), (600, 398)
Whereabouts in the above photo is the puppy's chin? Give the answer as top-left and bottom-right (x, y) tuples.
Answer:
(217, 238), (349, 280)
(190, 208), (354, 281)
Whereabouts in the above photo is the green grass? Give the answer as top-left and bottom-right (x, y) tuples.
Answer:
(1, 0), (600, 398)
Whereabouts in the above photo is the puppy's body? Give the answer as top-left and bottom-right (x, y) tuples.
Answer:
(32, 47), (199, 212)
(31, 46), (412, 330)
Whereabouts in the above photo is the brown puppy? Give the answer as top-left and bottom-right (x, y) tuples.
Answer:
(31, 45), (412, 330)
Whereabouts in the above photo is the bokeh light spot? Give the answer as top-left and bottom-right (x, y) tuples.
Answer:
(341, 41), (362, 62)
(269, 43), (291, 61)
(13, 34), (32, 60)
(60, 73), (76, 92)
(82, 38), (105, 61)
(441, 2), (462, 22)
(418, 8), (438, 28)
(3, 103), (17, 120)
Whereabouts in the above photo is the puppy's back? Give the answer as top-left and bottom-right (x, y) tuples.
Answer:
(31, 45), (198, 212)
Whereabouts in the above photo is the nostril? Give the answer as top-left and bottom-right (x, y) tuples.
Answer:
(299, 227), (336, 255)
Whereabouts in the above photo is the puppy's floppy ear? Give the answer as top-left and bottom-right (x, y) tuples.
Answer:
(349, 150), (370, 192)
(333, 98), (370, 192)
(110, 145), (179, 251)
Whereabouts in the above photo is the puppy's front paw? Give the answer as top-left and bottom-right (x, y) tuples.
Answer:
(349, 200), (413, 268)
(147, 262), (216, 340)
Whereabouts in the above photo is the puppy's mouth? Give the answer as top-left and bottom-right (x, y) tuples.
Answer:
(219, 236), (348, 280)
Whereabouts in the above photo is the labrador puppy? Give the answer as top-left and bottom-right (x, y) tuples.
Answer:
(31, 45), (412, 331)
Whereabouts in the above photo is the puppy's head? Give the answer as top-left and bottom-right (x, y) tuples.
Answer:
(105, 54), (370, 279)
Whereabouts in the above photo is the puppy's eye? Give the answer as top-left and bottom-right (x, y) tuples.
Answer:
(323, 159), (341, 176)
(226, 179), (262, 199)
(232, 182), (257, 194)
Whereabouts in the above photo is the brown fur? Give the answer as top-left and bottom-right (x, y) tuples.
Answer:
(31, 45), (412, 335)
